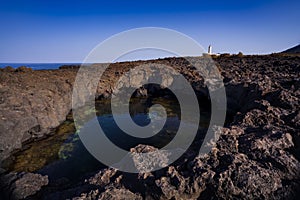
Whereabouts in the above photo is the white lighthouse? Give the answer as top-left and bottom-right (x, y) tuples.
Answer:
(208, 45), (212, 54)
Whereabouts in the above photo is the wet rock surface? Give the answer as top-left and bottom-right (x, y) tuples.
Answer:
(0, 54), (299, 199)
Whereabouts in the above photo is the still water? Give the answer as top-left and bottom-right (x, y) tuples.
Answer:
(3, 97), (209, 182)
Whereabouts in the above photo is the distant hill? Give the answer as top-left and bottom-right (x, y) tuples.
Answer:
(282, 44), (300, 53)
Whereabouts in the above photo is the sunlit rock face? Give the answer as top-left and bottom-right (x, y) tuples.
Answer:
(0, 70), (76, 162)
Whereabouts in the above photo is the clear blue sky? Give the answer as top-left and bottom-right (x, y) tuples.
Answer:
(0, 0), (299, 62)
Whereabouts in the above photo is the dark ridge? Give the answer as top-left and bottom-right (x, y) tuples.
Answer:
(282, 44), (300, 54)
(59, 65), (81, 69)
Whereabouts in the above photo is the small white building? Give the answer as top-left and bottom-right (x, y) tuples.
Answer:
(208, 45), (212, 54)
(203, 45), (220, 57)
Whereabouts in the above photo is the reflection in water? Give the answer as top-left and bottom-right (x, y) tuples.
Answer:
(3, 97), (210, 182)
(2, 119), (76, 173)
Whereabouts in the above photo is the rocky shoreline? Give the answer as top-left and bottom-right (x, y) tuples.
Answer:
(0, 54), (299, 199)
